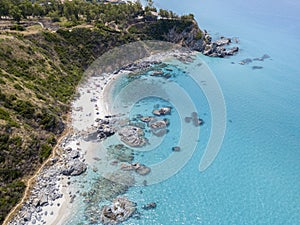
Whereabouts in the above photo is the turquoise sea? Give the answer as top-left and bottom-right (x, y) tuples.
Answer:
(67, 0), (300, 224)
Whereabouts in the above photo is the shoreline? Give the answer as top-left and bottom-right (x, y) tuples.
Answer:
(5, 48), (196, 225)
(2, 114), (72, 225)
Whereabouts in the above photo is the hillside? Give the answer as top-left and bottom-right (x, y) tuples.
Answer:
(0, 1), (210, 223)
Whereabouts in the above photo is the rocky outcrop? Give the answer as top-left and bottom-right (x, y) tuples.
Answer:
(164, 20), (239, 58)
(149, 119), (169, 129)
(172, 146), (181, 152)
(118, 126), (147, 147)
(139, 116), (155, 123)
(96, 117), (116, 140)
(100, 197), (136, 225)
(201, 32), (239, 57)
(152, 107), (171, 116)
(203, 44), (239, 57)
(60, 159), (87, 176)
(121, 162), (151, 176)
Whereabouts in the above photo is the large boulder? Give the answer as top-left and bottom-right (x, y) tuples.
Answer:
(23, 210), (32, 221)
(100, 197), (136, 225)
(61, 159), (87, 176)
(39, 193), (48, 206)
(118, 126), (147, 147)
(152, 107), (171, 116)
(71, 159), (87, 176)
(69, 150), (80, 159)
(149, 119), (169, 129)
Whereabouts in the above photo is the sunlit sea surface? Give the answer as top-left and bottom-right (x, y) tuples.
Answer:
(66, 1), (300, 224)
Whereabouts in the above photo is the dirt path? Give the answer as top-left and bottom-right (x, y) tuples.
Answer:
(2, 114), (73, 225)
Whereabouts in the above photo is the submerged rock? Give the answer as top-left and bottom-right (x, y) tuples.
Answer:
(142, 202), (157, 210)
(184, 116), (192, 123)
(191, 112), (204, 127)
(253, 54), (270, 61)
(107, 144), (134, 163)
(239, 58), (253, 65)
(139, 116), (155, 123)
(121, 162), (151, 176)
(150, 70), (164, 76)
(151, 129), (167, 137)
(136, 164), (151, 175)
(252, 66), (263, 70)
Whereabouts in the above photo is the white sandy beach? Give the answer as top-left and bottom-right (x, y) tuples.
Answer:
(6, 48), (193, 225)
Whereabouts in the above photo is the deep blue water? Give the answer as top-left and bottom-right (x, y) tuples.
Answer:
(67, 1), (300, 224)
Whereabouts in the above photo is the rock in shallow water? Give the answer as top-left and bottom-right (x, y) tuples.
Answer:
(120, 162), (151, 176)
(118, 126), (147, 147)
(142, 202), (157, 210)
(100, 197), (136, 225)
(149, 119), (169, 129)
(172, 146), (181, 152)
(152, 107), (171, 116)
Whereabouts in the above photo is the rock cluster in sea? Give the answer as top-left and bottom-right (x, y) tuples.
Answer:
(236, 54), (270, 70)
(82, 171), (136, 224)
(107, 144), (134, 163)
(96, 117), (117, 140)
(100, 197), (137, 225)
(185, 111), (204, 127)
(120, 162), (151, 176)
(166, 27), (239, 57)
(152, 107), (171, 116)
(118, 125), (147, 147)
(202, 34), (239, 57)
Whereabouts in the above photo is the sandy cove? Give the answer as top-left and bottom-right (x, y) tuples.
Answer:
(5, 49), (195, 225)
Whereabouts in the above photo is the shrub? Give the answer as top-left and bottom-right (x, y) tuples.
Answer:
(0, 108), (10, 121)
(13, 83), (23, 90)
(39, 143), (52, 161)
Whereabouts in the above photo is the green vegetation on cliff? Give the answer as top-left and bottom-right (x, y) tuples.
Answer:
(0, 0), (203, 223)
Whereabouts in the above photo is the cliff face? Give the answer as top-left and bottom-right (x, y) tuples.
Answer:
(157, 20), (238, 57)
(129, 18), (238, 57)
(163, 20), (206, 51)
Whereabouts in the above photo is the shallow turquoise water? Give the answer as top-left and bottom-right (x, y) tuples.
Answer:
(67, 1), (300, 224)
(126, 0), (300, 224)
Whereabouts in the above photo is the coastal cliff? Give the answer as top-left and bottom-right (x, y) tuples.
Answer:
(0, 0), (238, 223)
(129, 18), (239, 57)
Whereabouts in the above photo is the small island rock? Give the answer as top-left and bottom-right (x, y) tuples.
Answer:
(100, 197), (136, 225)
